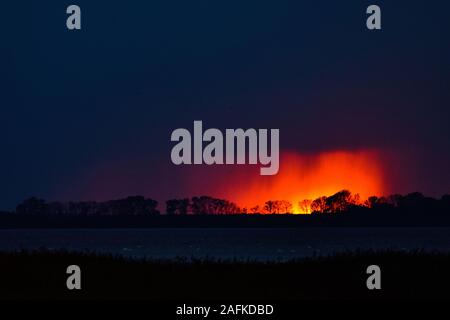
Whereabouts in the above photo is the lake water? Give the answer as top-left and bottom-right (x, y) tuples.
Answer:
(1, 228), (449, 261)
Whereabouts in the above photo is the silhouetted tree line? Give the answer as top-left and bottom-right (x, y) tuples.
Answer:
(166, 196), (242, 215)
(15, 196), (159, 216)
(251, 200), (292, 214)
(305, 190), (450, 215)
(10, 190), (450, 217)
(166, 197), (299, 215)
(309, 190), (360, 214)
(364, 192), (450, 211)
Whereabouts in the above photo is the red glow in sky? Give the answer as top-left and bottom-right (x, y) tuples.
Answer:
(205, 150), (386, 213)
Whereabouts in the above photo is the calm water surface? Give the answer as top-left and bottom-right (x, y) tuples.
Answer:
(0, 228), (449, 261)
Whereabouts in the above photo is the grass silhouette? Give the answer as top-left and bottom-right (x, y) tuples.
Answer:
(0, 249), (449, 300)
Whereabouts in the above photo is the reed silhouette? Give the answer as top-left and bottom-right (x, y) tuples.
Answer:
(1, 249), (449, 300)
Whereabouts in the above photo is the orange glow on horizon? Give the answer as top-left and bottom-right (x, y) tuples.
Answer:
(215, 150), (385, 214)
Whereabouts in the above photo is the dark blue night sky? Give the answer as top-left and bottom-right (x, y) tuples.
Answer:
(1, 1), (450, 209)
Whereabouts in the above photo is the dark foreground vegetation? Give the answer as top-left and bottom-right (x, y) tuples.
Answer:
(1, 250), (449, 300)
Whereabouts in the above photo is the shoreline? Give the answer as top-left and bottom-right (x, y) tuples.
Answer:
(1, 212), (450, 228)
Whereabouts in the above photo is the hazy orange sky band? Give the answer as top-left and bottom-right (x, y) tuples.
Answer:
(212, 150), (386, 213)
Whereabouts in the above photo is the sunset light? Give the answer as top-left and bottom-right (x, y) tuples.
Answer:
(215, 150), (386, 213)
